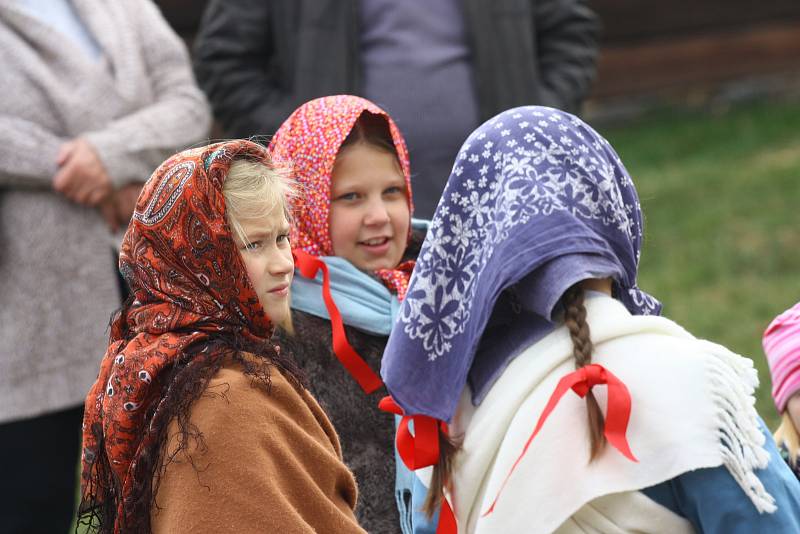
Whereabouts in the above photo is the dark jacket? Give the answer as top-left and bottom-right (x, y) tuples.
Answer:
(193, 0), (599, 138)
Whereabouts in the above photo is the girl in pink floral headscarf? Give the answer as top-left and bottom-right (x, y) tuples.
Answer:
(270, 95), (434, 534)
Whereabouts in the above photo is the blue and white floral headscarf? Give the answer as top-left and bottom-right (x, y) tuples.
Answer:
(380, 106), (661, 422)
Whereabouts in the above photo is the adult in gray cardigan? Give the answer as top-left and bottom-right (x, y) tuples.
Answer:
(0, 1), (211, 531)
(193, 0), (599, 218)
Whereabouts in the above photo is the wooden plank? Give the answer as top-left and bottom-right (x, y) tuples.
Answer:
(592, 0), (800, 43)
(591, 22), (800, 98)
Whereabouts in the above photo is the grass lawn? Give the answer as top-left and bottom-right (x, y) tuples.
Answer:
(599, 99), (800, 428)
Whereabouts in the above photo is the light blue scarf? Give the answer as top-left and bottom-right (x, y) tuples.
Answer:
(290, 255), (400, 335)
(289, 219), (430, 334)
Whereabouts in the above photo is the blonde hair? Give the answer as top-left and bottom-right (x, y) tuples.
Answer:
(774, 412), (800, 467)
(223, 157), (296, 333)
(223, 158), (295, 245)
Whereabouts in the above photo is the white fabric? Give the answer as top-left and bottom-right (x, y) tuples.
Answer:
(554, 491), (694, 533)
(450, 295), (773, 533)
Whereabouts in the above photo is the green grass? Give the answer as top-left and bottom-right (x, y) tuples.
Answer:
(599, 100), (800, 428)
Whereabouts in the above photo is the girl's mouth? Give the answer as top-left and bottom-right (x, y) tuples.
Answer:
(359, 237), (391, 255)
(269, 284), (289, 296)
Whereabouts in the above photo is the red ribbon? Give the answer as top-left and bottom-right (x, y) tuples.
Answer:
(379, 396), (458, 534)
(293, 249), (383, 394)
(378, 396), (442, 469)
(483, 363), (637, 516)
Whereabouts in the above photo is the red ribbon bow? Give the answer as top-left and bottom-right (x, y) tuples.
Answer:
(483, 363), (637, 516)
(293, 249), (383, 394)
(379, 396), (458, 534)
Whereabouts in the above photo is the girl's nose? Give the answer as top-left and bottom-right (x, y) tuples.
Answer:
(364, 197), (390, 226)
(268, 248), (294, 276)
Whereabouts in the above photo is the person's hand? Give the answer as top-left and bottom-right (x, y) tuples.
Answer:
(53, 138), (113, 206)
(113, 182), (144, 231)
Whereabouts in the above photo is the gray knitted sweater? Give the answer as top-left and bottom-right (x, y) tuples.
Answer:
(0, 0), (211, 423)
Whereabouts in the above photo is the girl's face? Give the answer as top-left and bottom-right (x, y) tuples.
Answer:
(329, 143), (410, 271)
(788, 392), (800, 433)
(234, 208), (294, 324)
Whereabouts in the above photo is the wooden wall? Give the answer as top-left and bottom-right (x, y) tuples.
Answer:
(591, 0), (800, 100)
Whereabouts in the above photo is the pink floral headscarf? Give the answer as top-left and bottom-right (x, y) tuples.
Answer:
(269, 95), (414, 298)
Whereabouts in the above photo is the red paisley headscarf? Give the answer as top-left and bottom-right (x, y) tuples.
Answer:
(80, 140), (283, 530)
(268, 95), (415, 299)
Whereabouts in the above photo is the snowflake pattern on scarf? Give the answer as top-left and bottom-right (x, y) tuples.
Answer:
(396, 107), (659, 362)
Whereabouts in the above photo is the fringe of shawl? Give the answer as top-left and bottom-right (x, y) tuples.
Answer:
(699, 339), (776, 513)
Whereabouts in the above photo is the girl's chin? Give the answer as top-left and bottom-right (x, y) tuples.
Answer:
(347, 247), (403, 271)
(369, 263), (393, 271)
(360, 249), (404, 270)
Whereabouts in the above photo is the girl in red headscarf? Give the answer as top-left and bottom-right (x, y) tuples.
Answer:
(78, 140), (366, 534)
(270, 95), (433, 534)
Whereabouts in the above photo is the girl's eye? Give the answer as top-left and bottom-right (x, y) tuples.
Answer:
(277, 233), (290, 244)
(384, 186), (404, 196)
(334, 192), (359, 202)
(242, 240), (262, 251)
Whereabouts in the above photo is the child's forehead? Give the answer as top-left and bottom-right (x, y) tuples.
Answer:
(243, 206), (288, 223)
(237, 211), (289, 238)
(332, 143), (403, 178)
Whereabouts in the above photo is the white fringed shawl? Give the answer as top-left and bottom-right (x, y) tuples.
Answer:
(450, 295), (773, 533)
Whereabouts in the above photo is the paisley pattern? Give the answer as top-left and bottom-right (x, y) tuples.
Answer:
(269, 95), (414, 298)
(132, 160), (196, 225)
(80, 140), (280, 527)
(381, 106), (661, 421)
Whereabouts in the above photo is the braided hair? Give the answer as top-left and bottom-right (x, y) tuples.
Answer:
(562, 284), (606, 459)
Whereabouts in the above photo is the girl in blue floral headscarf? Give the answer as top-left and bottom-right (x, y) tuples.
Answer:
(381, 106), (800, 533)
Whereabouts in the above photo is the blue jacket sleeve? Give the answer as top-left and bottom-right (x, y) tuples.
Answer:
(641, 418), (800, 533)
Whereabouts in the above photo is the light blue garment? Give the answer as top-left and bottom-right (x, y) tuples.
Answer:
(394, 416), (440, 534)
(642, 418), (800, 532)
(13, 0), (102, 60)
(290, 218), (430, 335)
(291, 255), (400, 335)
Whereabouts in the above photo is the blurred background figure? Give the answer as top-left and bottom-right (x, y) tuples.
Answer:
(0, 0), (211, 531)
(764, 302), (800, 480)
(191, 0), (600, 218)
